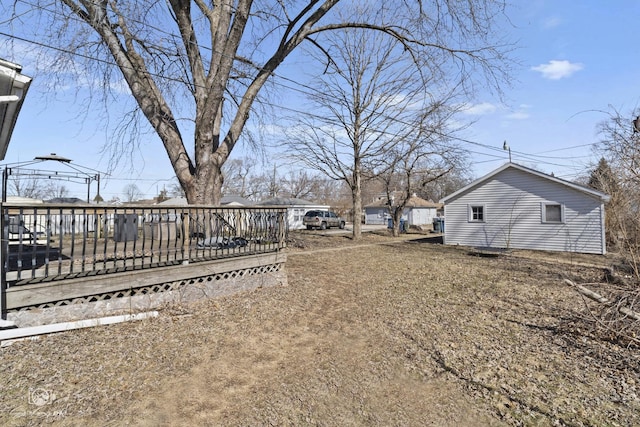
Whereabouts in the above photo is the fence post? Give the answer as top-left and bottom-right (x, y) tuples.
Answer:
(1, 205), (7, 321)
(182, 210), (190, 265)
(279, 209), (287, 248)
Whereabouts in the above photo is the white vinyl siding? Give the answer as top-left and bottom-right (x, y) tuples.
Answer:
(364, 206), (437, 226)
(443, 167), (606, 254)
(407, 207), (438, 226)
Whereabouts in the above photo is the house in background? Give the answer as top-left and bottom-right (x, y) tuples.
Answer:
(5, 196), (43, 204)
(440, 162), (610, 255)
(46, 197), (86, 204)
(364, 194), (441, 229)
(259, 197), (329, 230)
(220, 195), (254, 206)
(157, 195), (330, 231)
(156, 195), (254, 206)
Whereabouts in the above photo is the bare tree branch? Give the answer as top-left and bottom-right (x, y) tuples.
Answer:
(2, 0), (512, 206)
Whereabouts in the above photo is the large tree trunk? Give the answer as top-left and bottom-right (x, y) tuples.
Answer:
(391, 208), (402, 237)
(352, 164), (362, 240)
(153, 112), (225, 205)
(181, 163), (224, 205)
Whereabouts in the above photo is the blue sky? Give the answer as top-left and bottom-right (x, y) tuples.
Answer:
(465, 1), (640, 178)
(2, 1), (640, 200)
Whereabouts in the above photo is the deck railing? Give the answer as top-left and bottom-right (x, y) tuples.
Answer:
(1, 203), (288, 317)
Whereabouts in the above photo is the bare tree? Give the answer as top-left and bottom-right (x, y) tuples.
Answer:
(596, 109), (640, 278)
(564, 114), (640, 345)
(286, 29), (413, 238)
(221, 159), (284, 201)
(598, 110), (640, 186)
(42, 182), (69, 200)
(588, 157), (621, 247)
(247, 165), (283, 201)
(378, 106), (465, 237)
(123, 183), (143, 202)
(156, 188), (170, 203)
(7, 176), (43, 199)
(420, 168), (473, 202)
(281, 170), (323, 200)
(265, 164), (282, 199)
(285, 24), (482, 239)
(221, 158), (256, 199)
(168, 179), (185, 199)
(246, 172), (273, 202)
(3, 1), (512, 205)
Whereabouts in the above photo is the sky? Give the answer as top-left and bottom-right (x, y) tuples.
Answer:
(462, 1), (640, 180)
(2, 1), (640, 201)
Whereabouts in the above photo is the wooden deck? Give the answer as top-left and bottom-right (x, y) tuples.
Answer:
(4, 237), (281, 285)
(5, 251), (286, 311)
(2, 204), (289, 319)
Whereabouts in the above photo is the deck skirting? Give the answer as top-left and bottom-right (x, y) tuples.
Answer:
(6, 252), (287, 327)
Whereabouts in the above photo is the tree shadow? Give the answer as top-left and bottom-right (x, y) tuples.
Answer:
(405, 235), (443, 245)
(5, 245), (68, 270)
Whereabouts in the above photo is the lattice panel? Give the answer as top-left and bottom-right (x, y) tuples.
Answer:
(11, 263), (283, 312)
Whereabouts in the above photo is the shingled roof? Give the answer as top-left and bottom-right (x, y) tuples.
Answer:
(365, 194), (441, 209)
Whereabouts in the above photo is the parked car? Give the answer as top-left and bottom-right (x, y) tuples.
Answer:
(303, 210), (346, 230)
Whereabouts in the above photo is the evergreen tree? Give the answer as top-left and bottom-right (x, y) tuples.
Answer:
(588, 157), (618, 194)
(589, 157), (621, 247)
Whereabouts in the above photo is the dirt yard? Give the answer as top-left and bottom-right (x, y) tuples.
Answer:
(1, 230), (639, 426)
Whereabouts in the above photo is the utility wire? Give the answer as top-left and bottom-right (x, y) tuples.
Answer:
(0, 5), (597, 172)
(2, 28), (591, 171)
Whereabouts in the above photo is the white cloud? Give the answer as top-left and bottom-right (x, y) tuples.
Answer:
(461, 102), (497, 116)
(506, 111), (530, 120)
(108, 79), (132, 95)
(505, 104), (531, 120)
(531, 60), (584, 80)
(542, 16), (562, 29)
(260, 123), (287, 136)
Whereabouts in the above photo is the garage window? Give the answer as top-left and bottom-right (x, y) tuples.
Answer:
(542, 203), (564, 223)
(468, 205), (485, 222)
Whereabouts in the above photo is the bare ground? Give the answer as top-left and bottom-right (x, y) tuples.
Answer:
(1, 230), (639, 426)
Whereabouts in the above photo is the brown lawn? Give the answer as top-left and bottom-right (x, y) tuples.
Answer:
(1, 230), (638, 426)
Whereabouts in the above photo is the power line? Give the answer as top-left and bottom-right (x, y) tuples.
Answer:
(0, 6), (600, 174)
(532, 142), (597, 154)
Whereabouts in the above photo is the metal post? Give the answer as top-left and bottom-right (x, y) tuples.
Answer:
(503, 141), (512, 162)
(1, 206), (7, 320)
(96, 174), (101, 202)
(182, 210), (190, 265)
(2, 167), (7, 203)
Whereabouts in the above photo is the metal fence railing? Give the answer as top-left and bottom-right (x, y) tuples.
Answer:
(1, 203), (288, 316)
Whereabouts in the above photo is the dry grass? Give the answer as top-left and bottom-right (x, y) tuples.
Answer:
(1, 230), (639, 426)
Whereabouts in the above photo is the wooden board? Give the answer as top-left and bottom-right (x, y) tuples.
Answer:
(6, 252), (286, 310)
